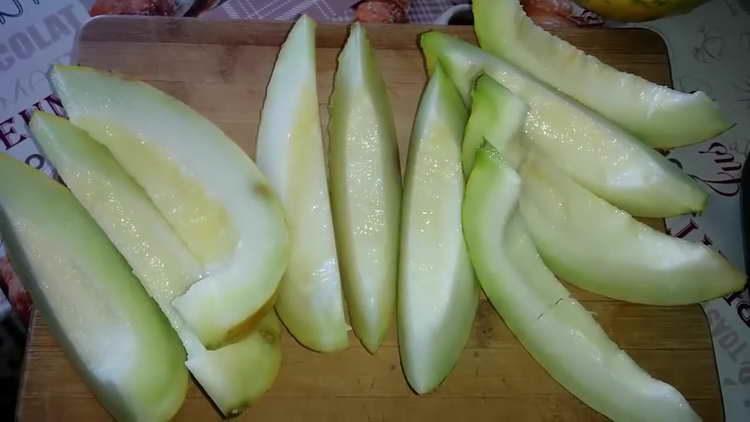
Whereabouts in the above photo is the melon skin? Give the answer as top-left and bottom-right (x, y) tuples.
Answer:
(398, 64), (479, 394)
(462, 144), (700, 422)
(420, 31), (708, 218)
(328, 23), (402, 353)
(49, 64), (290, 350)
(31, 112), (282, 416)
(518, 151), (746, 305)
(0, 153), (188, 422)
(462, 75), (528, 176)
(256, 16), (350, 352)
(473, 0), (728, 148)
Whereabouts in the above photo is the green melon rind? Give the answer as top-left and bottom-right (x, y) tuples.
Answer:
(462, 74), (527, 176)
(186, 312), (282, 416)
(473, 0), (730, 148)
(31, 112), (281, 415)
(518, 151), (746, 305)
(420, 31), (707, 218)
(328, 23), (402, 353)
(462, 144), (700, 422)
(398, 64), (479, 394)
(49, 64), (289, 350)
(0, 153), (187, 422)
(256, 16), (350, 352)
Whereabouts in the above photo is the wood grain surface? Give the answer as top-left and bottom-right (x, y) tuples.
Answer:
(17, 17), (721, 421)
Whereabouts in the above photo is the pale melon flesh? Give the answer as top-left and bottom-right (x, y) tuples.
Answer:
(328, 23), (402, 353)
(518, 151), (746, 305)
(50, 65), (289, 349)
(0, 153), (187, 422)
(398, 64), (479, 394)
(256, 16), (349, 352)
(473, 0), (729, 148)
(420, 32), (707, 218)
(462, 144), (700, 422)
(31, 112), (282, 416)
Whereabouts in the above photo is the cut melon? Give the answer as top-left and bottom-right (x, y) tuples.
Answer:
(398, 64), (478, 394)
(462, 143), (699, 421)
(474, 0), (729, 148)
(421, 32), (706, 218)
(519, 151), (746, 305)
(328, 24), (401, 353)
(256, 16), (349, 352)
(50, 65), (289, 349)
(0, 153), (187, 422)
(31, 112), (282, 415)
(184, 312), (282, 414)
(462, 75), (527, 175)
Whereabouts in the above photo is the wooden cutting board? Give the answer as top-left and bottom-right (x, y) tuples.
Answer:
(17, 17), (722, 421)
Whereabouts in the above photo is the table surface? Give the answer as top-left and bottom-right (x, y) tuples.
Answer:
(17, 17), (723, 421)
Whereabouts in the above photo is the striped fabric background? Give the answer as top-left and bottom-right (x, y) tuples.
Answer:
(204, 0), (467, 23)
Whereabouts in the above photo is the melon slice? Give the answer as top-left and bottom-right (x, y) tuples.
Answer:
(398, 65), (478, 394)
(50, 65), (289, 349)
(462, 143), (699, 421)
(31, 112), (282, 415)
(256, 16), (349, 352)
(421, 32), (706, 218)
(328, 24), (402, 353)
(518, 151), (746, 305)
(473, 0), (729, 148)
(0, 153), (187, 421)
(462, 75), (527, 175)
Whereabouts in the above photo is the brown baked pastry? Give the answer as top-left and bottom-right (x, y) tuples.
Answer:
(355, 0), (409, 23)
(90, 0), (177, 16)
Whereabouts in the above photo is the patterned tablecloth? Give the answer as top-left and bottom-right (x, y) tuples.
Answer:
(638, 2), (750, 418)
(203, 0), (463, 23)
(1, 0), (749, 419)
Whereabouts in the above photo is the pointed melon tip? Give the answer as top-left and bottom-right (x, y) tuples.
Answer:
(681, 184), (710, 216)
(277, 311), (350, 353)
(406, 372), (441, 395)
(401, 351), (449, 395)
(28, 109), (49, 131)
(317, 333), (350, 353)
(350, 21), (363, 35)
(339, 21), (369, 64)
(419, 32), (441, 75)
(349, 22), (368, 50)
(295, 13), (317, 29)
(357, 329), (385, 354)
(361, 341), (380, 355)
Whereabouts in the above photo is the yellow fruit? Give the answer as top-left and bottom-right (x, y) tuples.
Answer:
(573, 0), (706, 22)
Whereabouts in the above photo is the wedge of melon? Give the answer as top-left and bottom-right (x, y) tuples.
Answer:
(328, 23), (402, 353)
(0, 153), (187, 421)
(50, 65), (289, 349)
(519, 151), (746, 305)
(473, 0), (729, 148)
(462, 143), (699, 421)
(462, 75), (527, 175)
(31, 112), (281, 415)
(421, 32), (706, 218)
(186, 312), (281, 412)
(398, 64), (478, 394)
(256, 16), (349, 352)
